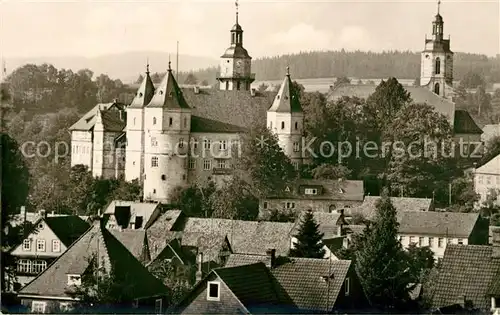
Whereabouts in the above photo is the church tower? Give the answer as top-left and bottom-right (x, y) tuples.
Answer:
(143, 62), (191, 203)
(267, 67), (304, 171)
(420, 0), (454, 98)
(125, 63), (155, 183)
(216, 0), (255, 91)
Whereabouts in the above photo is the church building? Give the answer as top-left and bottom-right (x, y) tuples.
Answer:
(69, 5), (307, 203)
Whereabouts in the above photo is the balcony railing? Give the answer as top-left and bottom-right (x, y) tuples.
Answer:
(216, 72), (256, 80)
(212, 168), (232, 175)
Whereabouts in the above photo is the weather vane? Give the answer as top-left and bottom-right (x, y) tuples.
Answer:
(437, 0), (441, 14)
(235, 0), (239, 23)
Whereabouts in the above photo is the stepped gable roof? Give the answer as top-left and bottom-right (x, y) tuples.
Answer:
(350, 196), (433, 220)
(431, 244), (500, 312)
(453, 110), (483, 134)
(147, 67), (190, 109)
(396, 211), (480, 238)
(19, 220), (168, 300)
(190, 115), (246, 133)
(128, 68), (155, 109)
(326, 83), (456, 124)
(44, 215), (91, 247)
(270, 179), (364, 201)
(267, 69), (303, 113)
(182, 88), (276, 129)
(271, 258), (352, 312)
(108, 229), (149, 263)
(69, 102), (124, 131)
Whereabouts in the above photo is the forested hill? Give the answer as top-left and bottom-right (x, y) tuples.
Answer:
(188, 50), (500, 84)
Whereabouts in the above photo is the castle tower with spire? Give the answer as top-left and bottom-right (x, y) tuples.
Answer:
(216, 0), (255, 91)
(267, 67), (304, 170)
(125, 63), (155, 183)
(420, 0), (454, 99)
(143, 62), (191, 202)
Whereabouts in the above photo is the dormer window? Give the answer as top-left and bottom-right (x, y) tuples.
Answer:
(139, 92), (143, 97)
(305, 188), (318, 195)
(67, 274), (81, 286)
(338, 188), (345, 194)
(207, 281), (220, 301)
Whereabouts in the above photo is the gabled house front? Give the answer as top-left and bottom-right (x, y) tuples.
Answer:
(17, 219), (169, 314)
(9, 214), (90, 290)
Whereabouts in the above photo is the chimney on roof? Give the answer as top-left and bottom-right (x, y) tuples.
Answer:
(266, 248), (276, 269)
(20, 206), (26, 220)
(250, 88), (256, 97)
(193, 86), (200, 94)
(492, 227), (500, 258)
(196, 252), (203, 282)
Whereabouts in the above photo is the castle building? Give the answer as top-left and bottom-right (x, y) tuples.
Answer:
(69, 6), (306, 203)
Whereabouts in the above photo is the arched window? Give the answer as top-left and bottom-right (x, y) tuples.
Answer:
(435, 57), (441, 74)
(281, 122), (285, 130)
(169, 117), (173, 126)
(434, 83), (440, 95)
(295, 122), (298, 130)
(183, 117), (187, 128)
(152, 117), (157, 125)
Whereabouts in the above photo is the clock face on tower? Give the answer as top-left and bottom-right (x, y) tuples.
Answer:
(235, 60), (242, 70)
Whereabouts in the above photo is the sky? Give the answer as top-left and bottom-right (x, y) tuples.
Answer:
(1, 0), (499, 60)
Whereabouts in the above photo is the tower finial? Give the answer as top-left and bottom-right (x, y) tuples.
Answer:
(146, 57), (150, 74)
(437, 0), (441, 14)
(286, 66), (290, 76)
(235, 0), (239, 24)
(168, 55), (172, 71)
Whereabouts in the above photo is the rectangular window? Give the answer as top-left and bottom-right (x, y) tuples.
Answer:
(188, 158), (195, 170)
(155, 299), (162, 314)
(151, 157), (158, 167)
(17, 259), (31, 273)
(33, 260), (47, 273)
(263, 202), (268, 209)
(418, 237), (424, 247)
(203, 160), (212, 170)
(409, 236), (415, 244)
(458, 238), (464, 245)
(151, 137), (157, 147)
(32, 301), (46, 313)
(438, 238), (444, 248)
(37, 240), (46, 252)
(23, 239), (31, 251)
(191, 138), (198, 149)
(429, 237), (434, 247)
(217, 159), (227, 169)
(345, 277), (350, 296)
(292, 161), (299, 170)
(207, 281), (220, 301)
(179, 138), (184, 148)
(285, 202), (295, 209)
(204, 139), (211, 150)
(293, 142), (300, 152)
(304, 188), (317, 195)
(220, 140), (227, 151)
(52, 240), (61, 252)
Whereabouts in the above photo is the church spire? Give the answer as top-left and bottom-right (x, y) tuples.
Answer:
(129, 61), (155, 108)
(432, 0), (444, 40)
(235, 0), (239, 26)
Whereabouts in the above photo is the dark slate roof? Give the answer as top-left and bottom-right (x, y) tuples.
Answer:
(99, 109), (126, 132)
(349, 196), (433, 220)
(326, 84), (455, 125)
(44, 216), (90, 247)
(431, 245), (500, 312)
(214, 263), (282, 311)
(69, 102), (123, 131)
(147, 69), (190, 109)
(128, 71), (155, 108)
(267, 72), (302, 113)
(397, 211), (480, 238)
(145, 210), (184, 261)
(19, 220), (168, 300)
(453, 110), (483, 134)
(224, 253), (270, 268)
(182, 88), (276, 129)
(271, 258), (352, 312)
(269, 179), (364, 201)
(108, 229), (149, 263)
(190, 115), (246, 133)
(221, 45), (251, 59)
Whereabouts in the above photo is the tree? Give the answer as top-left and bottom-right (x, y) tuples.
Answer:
(237, 125), (296, 197)
(355, 192), (413, 311)
(201, 80), (209, 86)
(149, 259), (194, 306)
(334, 76), (351, 87)
(289, 210), (325, 258)
(447, 175), (479, 212)
(210, 178), (259, 221)
(135, 74), (144, 84)
(311, 163), (351, 180)
(262, 208), (297, 223)
(460, 71), (486, 89)
(184, 73), (198, 85)
(257, 83), (269, 92)
(171, 182), (216, 218)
